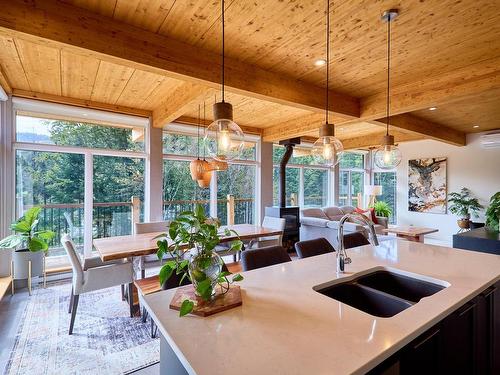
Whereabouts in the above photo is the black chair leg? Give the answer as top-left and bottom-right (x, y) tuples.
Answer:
(128, 283), (134, 318)
(141, 269), (146, 279)
(121, 284), (125, 301)
(141, 306), (148, 323)
(68, 287), (74, 314)
(69, 294), (79, 335)
(151, 318), (157, 338)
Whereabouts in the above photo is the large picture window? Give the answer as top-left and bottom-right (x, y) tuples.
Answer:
(339, 152), (365, 207)
(374, 171), (397, 224)
(13, 100), (148, 264)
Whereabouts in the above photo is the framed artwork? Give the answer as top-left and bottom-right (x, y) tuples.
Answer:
(408, 157), (447, 214)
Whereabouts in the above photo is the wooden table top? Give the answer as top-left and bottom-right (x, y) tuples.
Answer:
(383, 225), (439, 236)
(94, 223), (283, 261)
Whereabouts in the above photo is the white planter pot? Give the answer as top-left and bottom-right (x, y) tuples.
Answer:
(0, 248), (13, 277)
(12, 250), (44, 280)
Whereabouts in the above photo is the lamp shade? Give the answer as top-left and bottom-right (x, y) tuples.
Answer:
(364, 185), (383, 196)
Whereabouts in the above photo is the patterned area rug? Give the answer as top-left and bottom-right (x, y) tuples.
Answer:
(4, 282), (159, 375)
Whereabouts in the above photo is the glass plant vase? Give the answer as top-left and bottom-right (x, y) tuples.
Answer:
(187, 247), (224, 299)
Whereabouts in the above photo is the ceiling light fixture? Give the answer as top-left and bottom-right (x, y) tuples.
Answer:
(311, 0), (344, 167)
(429, 107), (437, 111)
(473, 125), (480, 128)
(374, 9), (402, 170)
(204, 0), (244, 162)
(314, 59), (326, 67)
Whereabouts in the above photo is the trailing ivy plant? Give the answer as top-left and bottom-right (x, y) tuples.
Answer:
(485, 192), (500, 232)
(0, 206), (55, 252)
(448, 188), (483, 219)
(156, 204), (243, 317)
(372, 201), (392, 218)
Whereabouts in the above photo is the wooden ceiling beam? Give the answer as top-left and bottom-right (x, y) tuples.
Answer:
(0, 66), (12, 95)
(13, 89), (152, 117)
(152, 83), (214, 128)
(370, 114), (466, 146)
(341, 131), (423, 150)
(173, 116), (263, 136)
(0, 0), (359, 119)
(360, 57), (500, 120)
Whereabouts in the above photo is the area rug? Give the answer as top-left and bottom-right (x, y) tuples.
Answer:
(4, 282), (159, 375)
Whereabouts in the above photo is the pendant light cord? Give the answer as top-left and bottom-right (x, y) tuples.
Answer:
(203, 101), (206, 159)
(197, 104), (200, 158)
(325, 0), (330, 125)
(385, 15), (391, 136)
(221, 0), (225, 103)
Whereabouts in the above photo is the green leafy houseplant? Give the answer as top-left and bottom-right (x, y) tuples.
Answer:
(156, 204), (243, 317)
(0, 207), (55, 252)
(372, 201), (392, 218)
(448, 188), (483, 220)
(485, 192), (500, 232)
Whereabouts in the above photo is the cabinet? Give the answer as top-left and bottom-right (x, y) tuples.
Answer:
(369, 281), (500, 375)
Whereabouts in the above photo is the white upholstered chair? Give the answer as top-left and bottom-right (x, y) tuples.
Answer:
(135, 221), (171, 278)
(247, 216), (286, 249)
(61, 234), (134, 335)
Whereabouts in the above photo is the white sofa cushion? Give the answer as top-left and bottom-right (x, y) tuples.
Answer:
(326, 220), (364, 232)
(322, 206), (345, 221)
(339, 205), (356, 214)
(301, 208), (329, 220)
(300, 217), (329, 227)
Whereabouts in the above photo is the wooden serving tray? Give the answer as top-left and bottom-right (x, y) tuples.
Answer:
(169, 284), (242, 317)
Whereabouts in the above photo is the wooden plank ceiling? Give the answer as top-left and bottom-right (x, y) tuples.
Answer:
(0, 0), (499, 149)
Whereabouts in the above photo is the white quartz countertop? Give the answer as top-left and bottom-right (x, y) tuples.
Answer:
(143, 240), (500, 375)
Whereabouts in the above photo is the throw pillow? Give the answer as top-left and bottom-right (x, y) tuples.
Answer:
(354, 207), (378, 224)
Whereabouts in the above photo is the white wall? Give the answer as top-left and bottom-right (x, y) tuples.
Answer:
(396, 133), (500, 246)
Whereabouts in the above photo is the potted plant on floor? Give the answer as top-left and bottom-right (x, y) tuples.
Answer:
(448, 188), (483, 230)
(485, 192), (500, 232)
(156, 204), (244, 316)
(0, 207), (55, 282)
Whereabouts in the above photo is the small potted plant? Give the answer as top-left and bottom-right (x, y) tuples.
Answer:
(485, 192), (500, 232)
(372, 201), (392, 218)
(156, 204), (244, 316)
(448, 188), (483, 230)
(0, 207), (55, 281)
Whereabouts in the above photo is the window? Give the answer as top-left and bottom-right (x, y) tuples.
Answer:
(13, 102), (147, 263)
(16, 150), (85, 256)
(272, 145), (330, 207)
(374, 171), (397, 224)
(162, 129), (258, 225)
(339, 152), (366, 207)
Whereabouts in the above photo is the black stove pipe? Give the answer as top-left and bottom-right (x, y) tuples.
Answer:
(279, 143), (294, 208)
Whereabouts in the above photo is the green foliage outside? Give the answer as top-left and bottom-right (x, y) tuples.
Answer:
(0, 206), (55, 252)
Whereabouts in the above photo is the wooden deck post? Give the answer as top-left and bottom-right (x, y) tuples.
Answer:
(227, 195), (235, 225)
(131, 196), (141, 232)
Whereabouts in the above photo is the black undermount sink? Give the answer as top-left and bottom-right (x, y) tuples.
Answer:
(315, 270), (447, 318)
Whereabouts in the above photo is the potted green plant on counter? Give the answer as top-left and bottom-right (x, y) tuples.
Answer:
(156, 204), (244, 316)
(448, 188), (483, 230)
(0, 207), (55, 282)
(485, 192), (500, 232)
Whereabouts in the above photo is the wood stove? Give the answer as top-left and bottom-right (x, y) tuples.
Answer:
(265, 138), (301, 250)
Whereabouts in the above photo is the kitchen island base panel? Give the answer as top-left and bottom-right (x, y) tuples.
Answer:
(161, 335), (189, 375)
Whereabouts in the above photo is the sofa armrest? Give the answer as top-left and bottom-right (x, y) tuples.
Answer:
(300, 217), (329, 227)
(376, 216), (389, 229)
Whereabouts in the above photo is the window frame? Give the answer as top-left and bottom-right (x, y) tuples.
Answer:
(11, 98), (148, 259)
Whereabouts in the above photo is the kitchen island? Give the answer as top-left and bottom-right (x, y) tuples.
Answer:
(142, 239), (500, 374)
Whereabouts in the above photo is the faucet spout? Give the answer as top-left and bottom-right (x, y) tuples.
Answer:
(336, 212), (379, 273)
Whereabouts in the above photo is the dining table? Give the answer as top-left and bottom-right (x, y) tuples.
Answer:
(93, 223), (283, 262)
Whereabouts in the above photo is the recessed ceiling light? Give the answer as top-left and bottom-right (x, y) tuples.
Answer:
(314, 59), (326, 67)
(473, 125), (479, 128)
(429, 107), (437, 111)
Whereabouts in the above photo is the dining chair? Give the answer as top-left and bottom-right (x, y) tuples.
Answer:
(134, 221), (171, 278)
(343, 232), (370, 249)
(61, 234), (134, 335)
(294, 237), (335, 259)
(247, 216), (286, 249)
(241, 245), (291, 271)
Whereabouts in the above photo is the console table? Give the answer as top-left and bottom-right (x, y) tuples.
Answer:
(383, 225), (439, 243)
(453, 227), (500, 255)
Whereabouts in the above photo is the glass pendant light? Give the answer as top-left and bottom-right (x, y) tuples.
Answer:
(374, 9), (402, 170)
(204, 0), (244, 162)
(189, 104), (206, 181)
(311, 0), (344, 167)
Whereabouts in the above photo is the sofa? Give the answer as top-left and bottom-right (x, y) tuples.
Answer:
(300, 206), (389, 248)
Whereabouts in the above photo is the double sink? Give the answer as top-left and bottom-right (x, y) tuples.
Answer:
(314, 268), (448, 318)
